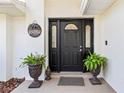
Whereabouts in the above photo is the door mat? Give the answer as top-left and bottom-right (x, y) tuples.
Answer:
(58, 77), (84, 86)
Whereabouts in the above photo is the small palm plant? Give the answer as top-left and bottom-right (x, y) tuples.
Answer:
(83, 52), (107, 85)
(21, 53), (46, 88)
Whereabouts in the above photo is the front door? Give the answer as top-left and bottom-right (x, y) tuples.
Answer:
(60, 20), (82, 71)
(49, 19), (94, 72)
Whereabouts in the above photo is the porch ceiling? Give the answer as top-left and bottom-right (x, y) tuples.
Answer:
(80, 0), (117, 15)
(0, 0), (26, 16)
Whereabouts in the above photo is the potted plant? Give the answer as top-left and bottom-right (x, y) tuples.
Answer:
(83, 52), (107, 85)
(21, 53), (46, 88)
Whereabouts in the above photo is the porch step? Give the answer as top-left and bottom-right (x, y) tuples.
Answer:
(51, 72), (92, 78)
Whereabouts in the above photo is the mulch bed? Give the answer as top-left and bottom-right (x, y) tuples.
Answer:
(0, 78), (25, 93)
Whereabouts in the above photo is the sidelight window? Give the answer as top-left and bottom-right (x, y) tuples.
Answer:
(85, 25), (91, 48)
(52, 25), (57, 48)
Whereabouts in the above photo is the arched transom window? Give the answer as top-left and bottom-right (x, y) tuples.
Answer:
(65, 24), (78, 30)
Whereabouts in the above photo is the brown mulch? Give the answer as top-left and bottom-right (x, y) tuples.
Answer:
(0, 78), (25, 93)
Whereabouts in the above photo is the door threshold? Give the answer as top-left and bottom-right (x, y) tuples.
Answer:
(52, 72), (83, 75)
(51, 72), (92, 78)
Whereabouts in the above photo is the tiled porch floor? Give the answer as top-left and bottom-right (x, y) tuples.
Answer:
(12, 73), (116, 93)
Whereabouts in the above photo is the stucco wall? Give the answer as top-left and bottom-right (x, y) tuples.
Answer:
(0, 0), (45, 81)
(6, 15), (13, 80)
(12, 17), (26, 79)
(0, 14), (6, 81)
(0, 14), (13, 81)
(12, 0), (45, 80)
(99, 1), (124, 93)
(45, 0), (82, 18)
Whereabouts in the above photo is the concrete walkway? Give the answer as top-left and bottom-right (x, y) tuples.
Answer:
(12, 73), (116, 93)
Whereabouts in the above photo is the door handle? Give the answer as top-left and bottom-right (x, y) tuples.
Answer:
(79, 49), (82, 52)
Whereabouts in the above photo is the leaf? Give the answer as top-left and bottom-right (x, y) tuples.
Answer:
(83, 52), (107, 71)
(20, 53), (46, 68)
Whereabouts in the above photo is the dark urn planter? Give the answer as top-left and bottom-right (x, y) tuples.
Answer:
(28, 64), (43, 88)
(89, 66), (102, 85)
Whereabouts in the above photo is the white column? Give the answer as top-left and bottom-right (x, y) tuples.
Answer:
(25, 0), (45, 80)
(0, 14), (13, 81)
(0, 14), (7, 81)
(26, 0), (44, 54)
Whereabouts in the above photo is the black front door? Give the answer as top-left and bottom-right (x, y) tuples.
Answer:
(60, 20), (82, 71)
(49, 19), (94, 72)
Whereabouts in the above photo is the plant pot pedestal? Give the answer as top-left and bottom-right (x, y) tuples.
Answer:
(28, 80), (43, 88)
(89, 78), (101, 85)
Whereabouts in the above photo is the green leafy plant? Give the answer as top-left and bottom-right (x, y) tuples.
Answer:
(20, 53), (46, 68)
(83, 53), (107, 71)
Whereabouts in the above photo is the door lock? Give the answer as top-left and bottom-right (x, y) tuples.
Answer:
(79, 49), (82, 52)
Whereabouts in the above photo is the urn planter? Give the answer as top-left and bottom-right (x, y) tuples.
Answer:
(83, 53), (107, 85)
(28, 64), (43, 88)
(89, 66), (102, 85)
(20, 53), (46, 88)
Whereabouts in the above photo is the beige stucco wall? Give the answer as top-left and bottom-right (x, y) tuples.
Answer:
(45, 0), (82, 18)
(98, 0), (124, 93)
